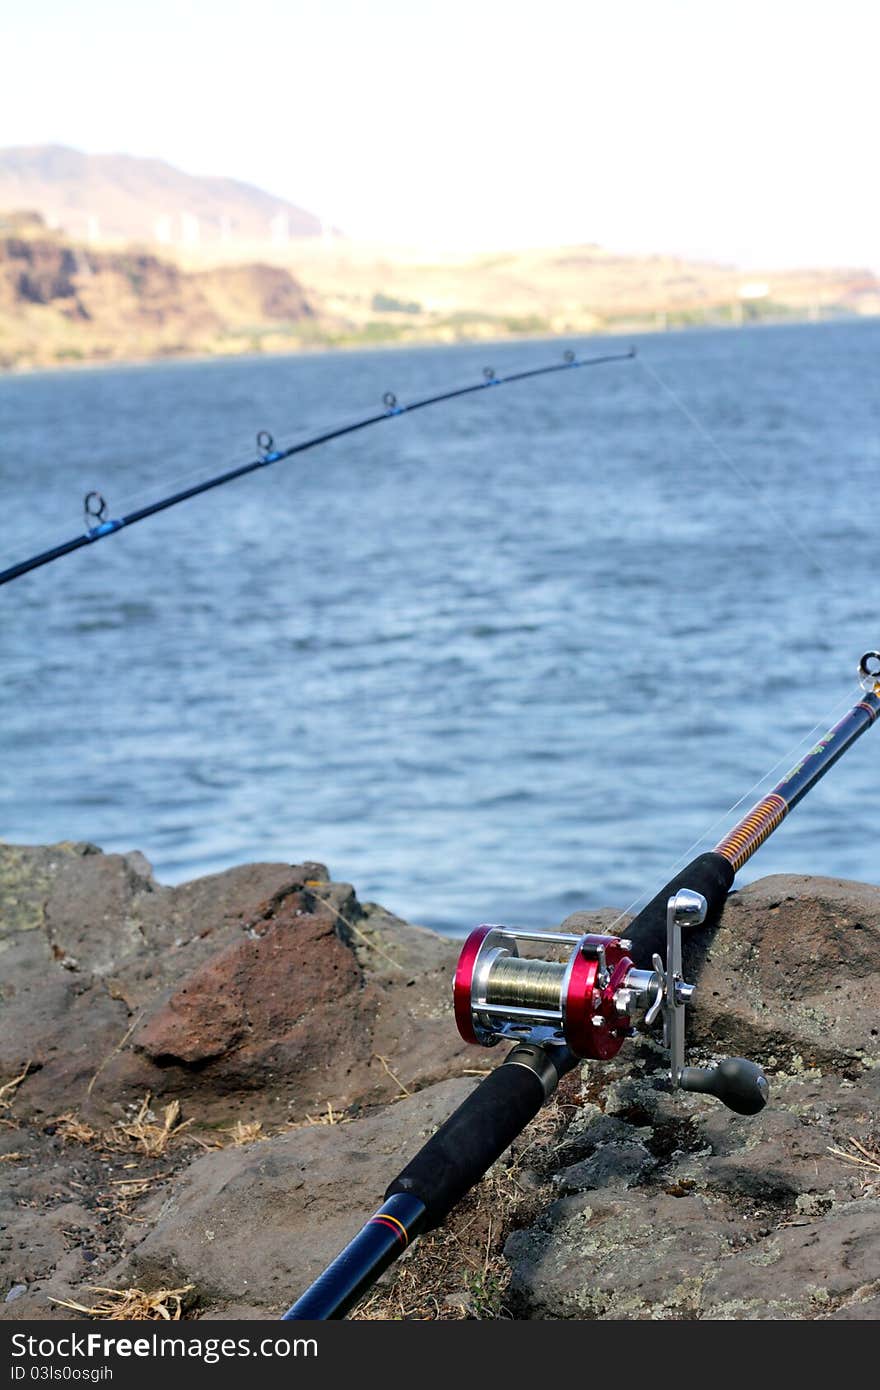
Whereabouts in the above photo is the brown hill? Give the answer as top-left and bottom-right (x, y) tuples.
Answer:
(0, 212), (316, 368)
(0, 145), (324, 245)
(2, 208), (878, 371)
(257, 238), (880, 340)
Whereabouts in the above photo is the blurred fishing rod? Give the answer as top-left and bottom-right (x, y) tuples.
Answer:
(282, 651), (880, 1319)
(0, 346), (634, 588)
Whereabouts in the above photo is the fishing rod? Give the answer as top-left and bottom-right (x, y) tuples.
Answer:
(282, 650), (880, 1320)
(0, 346), (634, 588)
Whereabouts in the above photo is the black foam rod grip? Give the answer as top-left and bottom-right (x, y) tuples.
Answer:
(624, 852), (735, 970)
(385, 1060), (547, 1229)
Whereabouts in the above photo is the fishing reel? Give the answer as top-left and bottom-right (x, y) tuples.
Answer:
(454, 889), (768, 1115)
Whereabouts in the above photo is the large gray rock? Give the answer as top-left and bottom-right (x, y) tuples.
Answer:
(505, 1062), (880, 1319)
(110, 1078), (477, 1315)
(505, 872), (880, 1320)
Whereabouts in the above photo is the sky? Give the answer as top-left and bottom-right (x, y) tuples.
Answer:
(1, 0), (878, 267)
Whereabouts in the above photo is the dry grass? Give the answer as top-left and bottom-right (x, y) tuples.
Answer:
(374, 1054), (411, 1097)
(829, 1136), (880, 1180)
(186, 1119), (269, 1152)
(54, 1113), (100, 1145)
(353, 1082), (580, 1320)
(49, 1097), (193, 1159)
(220, 1120), (266, 1146)
(200, 1100), (350, 1144)
(52, 1284), (194, 1320)
(0, 1152), (24, 1163)
(186, 1109), (348, 1151)
(108, 1095), (193, 1158)
(0, 1056), (30, 1123)
(92, 1171), (176, 1222)
(303, 1102), (348, 1126)
(107, 1172), (173, 1199)
(49, 1096), (349, 1159)
(354, 1170), (520, 1321)
(87, 1014), (142, 1096)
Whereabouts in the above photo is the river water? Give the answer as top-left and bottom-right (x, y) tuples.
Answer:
(1, 320), (877, 933)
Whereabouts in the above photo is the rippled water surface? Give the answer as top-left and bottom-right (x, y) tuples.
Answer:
(1, 321), (878, 932)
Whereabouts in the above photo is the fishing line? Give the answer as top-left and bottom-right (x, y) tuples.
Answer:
(602, 681), (863, 934)
(612, 351), (869, 924)
(636, 354), (835, 584)
(0, 346), (634, 588)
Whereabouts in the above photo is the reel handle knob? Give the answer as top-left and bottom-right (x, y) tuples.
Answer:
(678, 1057), (769, 1115)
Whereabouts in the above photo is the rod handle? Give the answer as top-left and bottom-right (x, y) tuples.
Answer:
(626, 852), (735, 970)
(385, 1045), (567, 1227)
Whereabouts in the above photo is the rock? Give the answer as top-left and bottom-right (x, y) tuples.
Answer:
(136, 903), (362, 1065)
(506, 1187), (735, 1319)
(3, 846), (880, 1321)
(0, 843), (471, 1126)
(685, 874), (880, 1067)
(504, 1045), (880, 1318)
(0, 843), (482, 1320)
(195, 264), (314, 323)
(502, 873), (880, 1319)
(198, 1304), (268, 1320)
(825, 1293), (880, 1320)
(697, 1202), (880, 1319)
(107, 1077), (477, 1315)
(553, 1142), (656, 1195)
(0, 844), (308, 1120)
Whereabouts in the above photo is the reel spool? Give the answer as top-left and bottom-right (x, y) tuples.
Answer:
(453, 926), (654, 1061)
(453, 895), (769, 1114)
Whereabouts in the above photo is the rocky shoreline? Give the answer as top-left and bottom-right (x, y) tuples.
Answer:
(1, 841), (878, 1320)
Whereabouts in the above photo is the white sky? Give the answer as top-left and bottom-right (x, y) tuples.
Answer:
(1, 0), (878, 266)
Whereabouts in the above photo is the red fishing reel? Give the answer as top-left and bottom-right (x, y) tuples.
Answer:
(454, 894), (770, 1116)
(454, 925), (642, 1061)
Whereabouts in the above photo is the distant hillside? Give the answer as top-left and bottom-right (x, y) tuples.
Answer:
(1, 209), (878, 371)
(0, 145), (324, 246)
(265, 239), (880, 341)
(0, 212), (318, 368)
